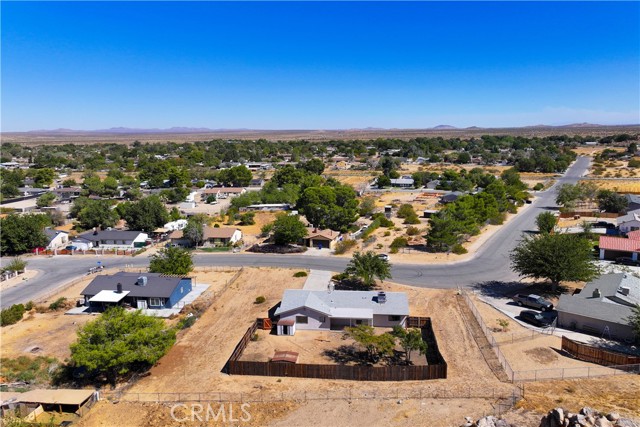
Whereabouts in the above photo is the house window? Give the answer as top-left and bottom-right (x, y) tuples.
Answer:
(388, 315), (401, 321)
(319, 316), (326, 322)
(296, 316), (308, 324)
(149, 298), (165, 307)
(355, 320), (363, 325)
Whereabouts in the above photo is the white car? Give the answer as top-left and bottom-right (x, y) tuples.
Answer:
(377, 254), (390, 261)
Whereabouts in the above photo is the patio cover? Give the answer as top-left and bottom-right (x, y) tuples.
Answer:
(15, 389), (95, 406)
(89, 290), (129, 303)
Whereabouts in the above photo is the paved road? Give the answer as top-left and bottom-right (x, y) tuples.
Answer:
(0, 157), (590, 307)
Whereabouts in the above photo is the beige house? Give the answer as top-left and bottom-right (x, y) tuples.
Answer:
(303, 227), (341, 250)
(170, 226), (242, 247)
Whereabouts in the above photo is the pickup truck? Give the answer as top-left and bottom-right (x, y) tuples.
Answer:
(512, 294), (554, 311)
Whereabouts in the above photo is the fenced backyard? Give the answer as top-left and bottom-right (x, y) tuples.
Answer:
(223, 316), (447, 381)
(461, 290), (640, 383)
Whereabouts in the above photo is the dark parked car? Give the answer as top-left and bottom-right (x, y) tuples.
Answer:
(615, 257), (640, 266)
(65, 245), (78, 251)
(518, 310), (554, 328)
(593, 221), (615, 229)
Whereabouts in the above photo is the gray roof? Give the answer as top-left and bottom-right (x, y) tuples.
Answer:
(80, 272), (189, 298)
(77, 230), (145, 242)
(390, 178), (414, 185)
(625, 194), (640, 205)
(556, 273), (640, 326)
(617, 209), (640, 224)
(44, 228), (67, 242)
(274, 290), (409, 317)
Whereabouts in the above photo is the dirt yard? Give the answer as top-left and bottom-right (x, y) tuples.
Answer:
(0, 268), (239, 362)
(241, 328), (428, 367)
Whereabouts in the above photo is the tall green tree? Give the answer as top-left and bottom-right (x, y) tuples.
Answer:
(70, 307), (176, 384)
(217, 165), (252, 187)
(75, 199), (119, 230)
(272, 214), (307, 246)
(298, 158), (325, 175)
(0, 214), (50, 255)
(535, 211), (557, 234)
(297, 185), (359, 232)
(36, 192), (56, 208)
(596, 190), (628, 213)
(30, 168), (55, 188)
(510, 233), (599, 291)
(183, 214), (207, 247)
(345, 251), (392, 289)
(149, 246), (193, 275)
(122, 195), (169, 232)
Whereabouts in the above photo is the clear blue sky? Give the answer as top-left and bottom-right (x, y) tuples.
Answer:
(2, 1), (639, 131)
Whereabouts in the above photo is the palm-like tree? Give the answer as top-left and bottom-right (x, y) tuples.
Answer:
(345, 251), (392, 289)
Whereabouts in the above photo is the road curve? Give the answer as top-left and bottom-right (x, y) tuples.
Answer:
(0, 157), (590, 307)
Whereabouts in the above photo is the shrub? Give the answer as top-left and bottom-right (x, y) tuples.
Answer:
(375, 244), (383, 249)
(213, 223), (220, 228)
(25, 301), (34, 311)
(3, 257), (27, 273)
(251, 333), (259, 341)
(360, 218), (381, 240)
(403, 215), (421, 225)
(48, 297), (67, 311)
(334, 239), (357, 255)
(260, 222), (274, 237)
(178, 315), (197, 329)
(371, 213), (394, 227)
(254, 296), (266, 304)
(1, 304), (25, 326)
(383, 231), (391, 237)
(239, 212), (256, 226)
(406, 226), (420, 236)
(628, 159), (640, 168)
(390, 237), (408, 249)
(293, 271), (308, 278)
(533, 183), (544, 191)
(396, 204), (416, 219)
(452, 244), (467, 254)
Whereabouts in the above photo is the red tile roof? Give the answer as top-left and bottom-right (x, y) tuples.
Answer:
(599, 235), (640, 253)
(627, 230), (640, 240)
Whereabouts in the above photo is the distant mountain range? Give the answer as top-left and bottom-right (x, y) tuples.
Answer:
(18, 123), (634, 134)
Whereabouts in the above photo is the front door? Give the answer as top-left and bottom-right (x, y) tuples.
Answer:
(137, 300), (148, 309)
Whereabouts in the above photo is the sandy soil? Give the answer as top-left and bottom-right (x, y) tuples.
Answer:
(241, 328), (428, 366)
(470, 296), (599, 373)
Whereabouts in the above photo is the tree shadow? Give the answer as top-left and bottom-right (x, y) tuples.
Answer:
(472, 280), (571, 299)
(323, 345), (373, 366)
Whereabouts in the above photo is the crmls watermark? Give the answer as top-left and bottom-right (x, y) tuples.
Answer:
(170, 403), (252, 423)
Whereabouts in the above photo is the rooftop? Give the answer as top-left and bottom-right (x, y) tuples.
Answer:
(275, 290), (409, 318)
(305, 227), (340, 241)
(81, 272), (189, 299)
(77, 229), (146, 242)
(599, 235), (640, 253)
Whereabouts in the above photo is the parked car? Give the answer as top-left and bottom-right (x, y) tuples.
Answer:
(615, 257), (640, 266)
(65, 245), (78, 251)
(518, 310), (554, 328)
(593, 221), (615, 229)
(512, 294), (554, 311)
(377, 254), (390, 261)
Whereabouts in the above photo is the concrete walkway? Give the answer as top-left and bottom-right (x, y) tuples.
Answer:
(303, 270), (334, 291)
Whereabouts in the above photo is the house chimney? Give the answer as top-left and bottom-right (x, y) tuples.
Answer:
(377, 291), (386, 304)
(620, 286), (630, 296)
(592, 288), (601, 298)
(116, 283), (123, 294)
(93, 227), (98, 235)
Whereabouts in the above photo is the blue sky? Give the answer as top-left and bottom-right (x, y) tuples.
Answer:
(2, 1), (639, 131)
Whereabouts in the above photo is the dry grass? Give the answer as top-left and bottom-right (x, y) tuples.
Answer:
(579, 179), (640, 193)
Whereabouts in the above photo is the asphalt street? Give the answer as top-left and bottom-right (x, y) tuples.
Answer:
(0, 156), (591, 307)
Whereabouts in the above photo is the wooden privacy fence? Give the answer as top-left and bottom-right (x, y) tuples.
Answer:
(558, 211), (620, 219)
(224, 317), (447, 381)
(562, 336), (640, 366)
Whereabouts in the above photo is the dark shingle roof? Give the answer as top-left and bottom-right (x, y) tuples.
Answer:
(77, 230), (145, 242)
(80, 272), (189, 298)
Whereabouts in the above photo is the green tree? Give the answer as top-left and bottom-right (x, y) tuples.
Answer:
(510, 233), (599, 291)
(183, 214), (207, 247)
(149, 246), (194, 275)
(358, 197), (377, 217)
(122, 196), (169, 232)
(344, 324), (396, 363)
(36, 192), (56, 208)
(535, 211), (557, 234)
(76, 200), (119, 230)
(0, 214), (50, 255)
(391, 326), (427, 364)
(298, 158), (325, 175)
(345, 251), (392, 289)
(272, 214), (307, 246)
(596, 190), (628, 213)
(456, 152), (471, 164)
(30, 168), (55, 188)
(297, 185), (359, 232)
(70, 307), (176, 384)
(61, 178), (77, 187)
(376, 175), (391, 188)
(556, 184), (582, 209)
(217, 165), (252, 187)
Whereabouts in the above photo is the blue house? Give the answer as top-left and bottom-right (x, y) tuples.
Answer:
(80, 272), (192, 311)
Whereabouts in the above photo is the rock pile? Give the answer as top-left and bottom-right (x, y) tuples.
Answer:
(539, 407), (638, 427)
(460, 415), (514, 427)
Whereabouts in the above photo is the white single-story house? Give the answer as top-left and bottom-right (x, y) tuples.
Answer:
(390, 178), (415, 188)
(44, 228), (69, 250)
(303, 227), (341, 250)
(556, 273), (639, 342)
(617, 209), (640, 233)
(53, 187), (82, 201)
(76, 229), (149, 249)
(169, 226), (242, 247)
(201, 187), (246, 201)
(274, 290), (409, 335)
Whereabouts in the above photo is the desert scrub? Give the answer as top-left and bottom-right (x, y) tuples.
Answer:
(293, 271), (308, 277)
(334, 239), (357, 255)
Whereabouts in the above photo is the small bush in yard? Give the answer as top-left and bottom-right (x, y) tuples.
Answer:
(533, 183), (544, 191)
(293, 271), (308, 277)
(452, 244), (467, 254)
(178, 316), (197, 329)
(1, 304), (25, 327)
(383, 231), (391, 237)
(48, 297), (67, 311)
(406, 226), (420, 236)
(390, 237), (408, 249)
(24, 301), (34, 311)
(496, 319), (510, 332)
(251, 333), (259, 341)
(255, 296), (266, 304)
(334, 239), (357, 255)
